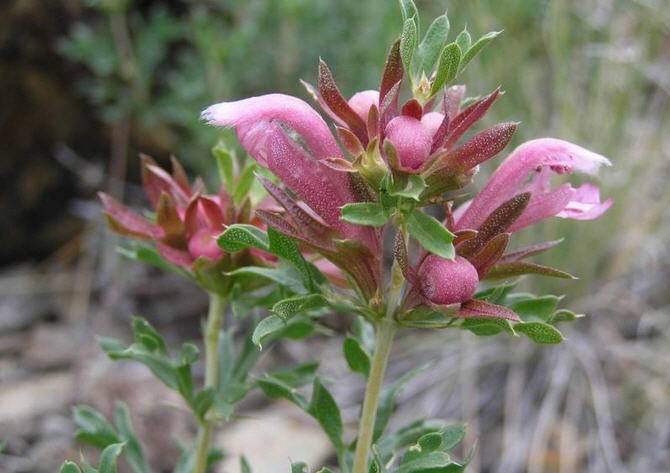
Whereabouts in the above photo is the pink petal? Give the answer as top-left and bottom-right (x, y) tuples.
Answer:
(421, 111), (445, 137)
(187, 228), (224, 261)
(557, 183), (613, 220)
(456, 138), (611, 231)
(384, 116), (433, 170)
(202, 94), (341, 162)
(348, 90), (380, 122)
(157, 243), (194, 269)
(98, 192), (160, 239)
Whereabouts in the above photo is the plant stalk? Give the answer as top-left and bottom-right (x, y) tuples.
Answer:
(351, 317), (396, 473)
(193, 292), (226, 473)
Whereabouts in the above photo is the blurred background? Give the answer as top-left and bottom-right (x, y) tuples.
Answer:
(1, 0), (669, 472)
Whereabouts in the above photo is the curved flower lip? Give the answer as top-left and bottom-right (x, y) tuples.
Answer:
(201, 94), (341, 162)
(202, 94), (379, 250)
(455, 138), (612, 232)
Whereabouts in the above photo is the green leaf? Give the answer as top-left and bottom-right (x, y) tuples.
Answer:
(268, 227), (323, 290)
(430, 42), (461, 96)
(257, 375), (309, 410)
(397, 451), (451, 473)
(388, 175), (427, 201)
(398, 0), (420, 34)
(461, 318), (515, 337)
(400, 18), (418, 72)
(418, 431), (444, 451)
(217, 224), (269, 253)
(417, 13), (450, 74)
(60, 462), (83, 473)
(226, 265), (306, 294)
(212, 141), (236, 190)
(511, 295), (561, 323)
(455, 29), (472, 54)
(343, 337), (371, 377)
(233, 162), (257, 205)
(406, 210), (455, 259)
(374, 364), (430, 442)
(441, 424), (466, 450)
(98, 442), (125, 473)
(291, 462), (308, 473)
(308, 378), (344, 452)
(252, 315), (286, 349)
(376, 419), (446, 460)
(251, 315), (315, 349)
(269, 361), (319, 388)
(340, 202), (389, 227)
(515, 322), (564, 344)
(113, 402), (151, 473)
(193, 387), (216, 420)
(118, 245), (190, 278)
(132, 317), (167, 354)
(73, 405), (120, 448)
(549, 309), (583, 324)
(460, 31), (501, 71)
(240, 456), (252, 473)
(272, 294), (327, 320)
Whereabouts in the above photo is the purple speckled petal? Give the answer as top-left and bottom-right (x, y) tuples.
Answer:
(456, 138), (612, 231)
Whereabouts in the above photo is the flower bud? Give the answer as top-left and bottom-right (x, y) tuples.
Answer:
(418, 255), (479, 305)
(384, 116), (433, 170)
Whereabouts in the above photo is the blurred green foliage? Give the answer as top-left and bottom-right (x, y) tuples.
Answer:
(60, 0), (669, 298)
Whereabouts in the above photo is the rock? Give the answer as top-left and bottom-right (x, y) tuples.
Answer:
(0, 372), (73, 423)
(217, 403), (332, 473)
(24, 323), (79, 368)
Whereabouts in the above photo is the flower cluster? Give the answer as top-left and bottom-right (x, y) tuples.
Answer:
(100, 155), (244, 271)
(202, 44), (611, 321)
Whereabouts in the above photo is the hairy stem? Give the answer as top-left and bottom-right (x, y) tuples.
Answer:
(193, 292), (226, 473)
(351, 318), (397, 473)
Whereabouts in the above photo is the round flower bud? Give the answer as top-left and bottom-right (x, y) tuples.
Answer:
(384, 116), (433, 170)
(420, 112), (445, 136)
(418, 255), (479, 305)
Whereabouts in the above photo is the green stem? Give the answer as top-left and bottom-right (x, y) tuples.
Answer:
(193, 292), (226, 473)
(351, 318), (397, 473)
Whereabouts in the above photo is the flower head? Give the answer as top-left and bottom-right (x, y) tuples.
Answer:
(99, 156), (237, 271)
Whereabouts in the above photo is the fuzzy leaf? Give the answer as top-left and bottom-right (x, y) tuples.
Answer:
(98, 442), (125, 473)
(510, 295), (561, 323)
(417, 13), (450, 74)
(400, 18), (418, 72)
(272, 294), (327, 320)
(308, 378), (344, 452)
(343, 336), (371, 377)
(455, 29), (472, 54)
(341, 202), (389, 227)
(60, 462), (83, 473)
(430, 42), (461, 96)
(406, 210), (455, 259)
(460, 31), (501, 71)
(515, 322), (564, 344)
(217, 224), (269, 253)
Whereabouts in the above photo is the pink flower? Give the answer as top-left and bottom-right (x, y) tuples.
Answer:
(455, 138), (613, 232)
(99, 156), (232, 270)
(203, 94), (382, 298)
